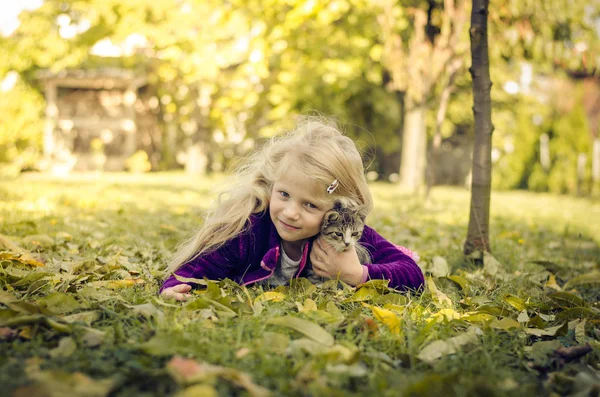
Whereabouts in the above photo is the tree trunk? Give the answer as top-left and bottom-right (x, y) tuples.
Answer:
(399, 100), (427, 193)
(426, 58), (463, 199)
(592, 138), (600, 183)
(464, 0), (493, 255)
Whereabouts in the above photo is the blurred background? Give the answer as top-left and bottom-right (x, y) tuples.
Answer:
(0, 0), (598, 196)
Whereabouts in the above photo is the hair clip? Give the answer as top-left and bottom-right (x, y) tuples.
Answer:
(327, 179), (339, 194)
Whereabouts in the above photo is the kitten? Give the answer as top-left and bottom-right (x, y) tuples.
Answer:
(304, 203), (371, 284)
(320, 204), (371, 264)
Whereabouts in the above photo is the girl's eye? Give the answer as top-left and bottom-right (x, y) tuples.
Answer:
(279, 191), (289, 198)
(306, 203), (317, 209)
(335, 232), (343, 237)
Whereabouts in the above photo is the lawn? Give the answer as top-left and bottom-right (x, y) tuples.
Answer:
(1, 172), (599, 397)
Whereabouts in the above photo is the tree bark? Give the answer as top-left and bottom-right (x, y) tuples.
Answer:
(400, 100), (427, 192)
(426, 58), (463, 198)
(464, 0), (493, 255)
(43, 82), (58, 159)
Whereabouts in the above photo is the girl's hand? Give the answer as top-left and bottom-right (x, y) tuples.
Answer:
(310, 237), (364, 286)
(161, 284), (192, 301)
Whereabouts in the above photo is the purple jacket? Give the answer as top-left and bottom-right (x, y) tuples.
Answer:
(160, 211), (424, 292)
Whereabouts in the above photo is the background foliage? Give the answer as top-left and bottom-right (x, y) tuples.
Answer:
(0, 0), (599, 193)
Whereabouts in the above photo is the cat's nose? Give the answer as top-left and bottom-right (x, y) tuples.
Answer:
(344, 242), (350, 247)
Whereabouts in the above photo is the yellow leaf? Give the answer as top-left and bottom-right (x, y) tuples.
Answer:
(175, 384), (219, 397)
(503, 294), (527, 311)
(255, 291), (286, 304)
(362, 303), (401, 334)
(446, 275), (469, 291)
(426, 277), (452, 307)
(296, 298), (317, 312)
(545, 274), (561, 291)
(429, 308), (463, 322)
(0, 252), (45, 267)
(92, 279), (145, 290)
(460, 312), (495, 323)
(343, 286), (380, 303)
(490, 317), (521, 330)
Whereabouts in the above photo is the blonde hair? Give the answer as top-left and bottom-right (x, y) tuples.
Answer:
(165, 117), (373, 274)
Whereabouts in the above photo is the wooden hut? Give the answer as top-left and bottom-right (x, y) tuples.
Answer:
(38, 68), (158, 172)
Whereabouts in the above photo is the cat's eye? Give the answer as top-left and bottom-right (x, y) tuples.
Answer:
(334, 232), (343, 237)
(352, 232), (359, 237)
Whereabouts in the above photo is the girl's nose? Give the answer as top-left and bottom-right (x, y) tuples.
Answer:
(283, 203), (300, 219)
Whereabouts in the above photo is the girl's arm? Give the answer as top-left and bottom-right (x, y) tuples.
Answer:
(160, 233), (247, 293)
(360, 225), (424, 291)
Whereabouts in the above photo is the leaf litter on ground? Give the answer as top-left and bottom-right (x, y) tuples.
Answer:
(0, 174), (599, 396)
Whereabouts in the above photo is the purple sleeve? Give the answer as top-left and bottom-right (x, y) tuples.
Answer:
(160, 233), (247, 293)
(360, 225), (424, 291)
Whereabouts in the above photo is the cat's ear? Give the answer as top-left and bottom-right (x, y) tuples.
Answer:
(357, 208), (368, 223)
(325, 211), (339, 222)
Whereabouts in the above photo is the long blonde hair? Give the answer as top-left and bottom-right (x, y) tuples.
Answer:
(165, 117), (373, 274)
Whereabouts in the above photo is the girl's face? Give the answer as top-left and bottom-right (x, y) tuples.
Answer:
(269, 171), (332, 247)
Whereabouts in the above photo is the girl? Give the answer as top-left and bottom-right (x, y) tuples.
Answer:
(160, 119), (424, 301)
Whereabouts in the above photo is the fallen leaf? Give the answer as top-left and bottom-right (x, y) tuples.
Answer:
(445, 275), (469, 291)
(490, 318), (521, 330)
(81, 327), (107, 347)
(266, 316), (334, 346)
(254, 291), (286, 304)
(525, 340), (562, 367)
(127, 303), (165, 321)
(517, 310), (530, 323)
(429, 256), (450, 277)
(362, 303), (401, 334)
(549, 291), (587, 308)
(575, 319), (587, 343)
(483, 252), (502, 276)
(174, 384), (218, 397)
(296, 298), (317, 312)
(49, 337), (77, 358)
(524, 322), (568, 337)
(236, 347), (251, 359)
(173, 273), (208, 287)
(343, 287), (380, 303)
(563, 271), (600, 290)
(417, 328), (480, 363)
(503, 294), (527, 312)
(25, 358), (114, 397)
(555, 307), (600, 322)
(0, 326), (17, 340)
(426, 277), (452, 307)
(166, 356), (271, 397)
(38, 292), (82, 315)
(544, 274), (562, 291)
(62, 311), (100, 326)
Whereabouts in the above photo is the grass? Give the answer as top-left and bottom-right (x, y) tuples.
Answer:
(0, 172), (599, 397)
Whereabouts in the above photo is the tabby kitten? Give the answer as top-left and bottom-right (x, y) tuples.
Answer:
(304, 203), (371, 284)
(320, 204), (371, 264)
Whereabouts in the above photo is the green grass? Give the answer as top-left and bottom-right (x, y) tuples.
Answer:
(1, 172), (599, 397)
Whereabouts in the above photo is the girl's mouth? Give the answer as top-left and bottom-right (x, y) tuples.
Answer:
(280, 220), (300, 230)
